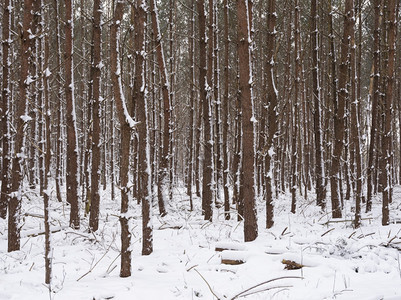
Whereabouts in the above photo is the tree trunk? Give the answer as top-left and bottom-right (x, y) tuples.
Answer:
(89, 0), (102, 232)
(382, 0), (396, 226)
(65, 0), (80, 229)
(265, 0), (278, 229)
(237, 0), (257, 242)
(367, 0), (382, 212)
(43, 30), (52, 285)
(111, 0), (132, 278)
(223, 0), (230, 220)
(311, 0), (325, 210)
(197, 0), (213, 220)
(351, 0), (362, 228)
(150, 0), (169, 217)
(188, 0), (195, 211)
(0, 0), (11, 219)
(8, 0), (34, 252)
(134, 0), (153, 255)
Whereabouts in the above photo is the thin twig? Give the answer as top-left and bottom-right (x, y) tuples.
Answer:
(192, 268), (220, 299)
(230, 276), (302, 300)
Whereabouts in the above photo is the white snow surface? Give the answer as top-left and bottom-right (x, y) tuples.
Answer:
(1, 183), (401, 299)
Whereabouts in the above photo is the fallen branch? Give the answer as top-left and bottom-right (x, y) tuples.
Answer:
(321, 228), (335, 237)
(26, 227), (66, 238)
(230, 276), (302, 300)
(192, 268), (220, 299)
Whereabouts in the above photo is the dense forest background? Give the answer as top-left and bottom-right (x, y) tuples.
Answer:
(1, 0), (401, 285)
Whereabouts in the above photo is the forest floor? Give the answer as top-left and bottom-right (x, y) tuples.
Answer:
(1, 184), (401, 300)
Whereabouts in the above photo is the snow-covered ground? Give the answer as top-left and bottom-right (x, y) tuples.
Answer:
(1, 184), (401, 300)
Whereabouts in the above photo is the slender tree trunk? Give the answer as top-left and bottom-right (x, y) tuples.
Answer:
(367, 0), (382, 212)
(150, 0), (169, 216)
(237, 0), (257, 242)
(265, 0), (278, 229)
(382, 0), (396, 226)
(8, 0), (34, 252)
(311, 0), (325, 210)
(330, 0), (354, 219)
(213, 0), (222, 206)
(133, 0), (153, 255)
(89, 0), (102, 232)
(187, 0), (195, 211)
(350, 0), (362, 228)
(197, 0), (213, 220)
(0, 0), (11, 218)
(111, 0), (132, 278)
(43, 31), (52, 285)
(291, 0), (301, 214)
(223, 0), (230, 220)
(54, 0), (63, 203)
(65, 0), (80, 229)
